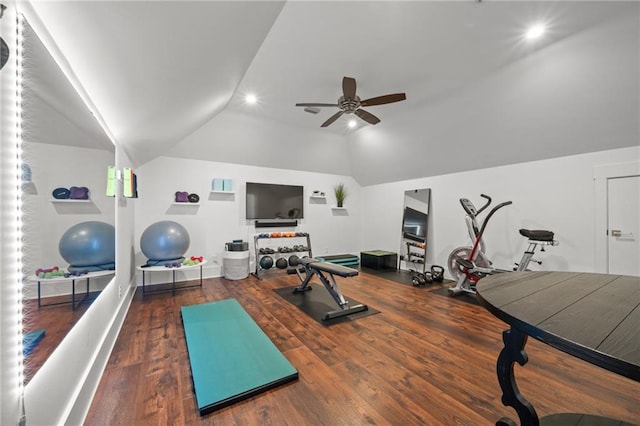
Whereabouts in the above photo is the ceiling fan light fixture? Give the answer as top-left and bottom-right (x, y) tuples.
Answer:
(296, 76), (406, 127)
(348, 119), (357, 128)
(244, 93), (257, 105)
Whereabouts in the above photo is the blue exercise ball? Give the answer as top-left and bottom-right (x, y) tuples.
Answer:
(140, 221), (190, 261)
(59, 221), (115, 267)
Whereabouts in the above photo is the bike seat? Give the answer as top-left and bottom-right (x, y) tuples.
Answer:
(519, 228), (555, 242)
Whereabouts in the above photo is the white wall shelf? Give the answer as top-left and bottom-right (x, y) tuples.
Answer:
(331, 206), (347, 210)
(172, 202), (200, 206)
(50, 199), (91, 203)
(310, 195), (326, 200)
(210, 190), (235, 195)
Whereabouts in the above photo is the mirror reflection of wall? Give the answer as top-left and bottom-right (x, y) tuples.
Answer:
(399, 189), (431, 274)
(21, 17), (115, 385)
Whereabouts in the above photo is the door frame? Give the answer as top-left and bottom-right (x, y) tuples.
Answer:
(593, 160), (640, 273)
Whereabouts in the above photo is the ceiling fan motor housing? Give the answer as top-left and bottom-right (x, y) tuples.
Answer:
(338, 96), (360, 114)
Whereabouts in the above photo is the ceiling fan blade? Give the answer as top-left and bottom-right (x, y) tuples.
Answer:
(295, 103), (339, 107)
(354, 108), (380, 125)
(360, 93), (407, 107)
(342, 76), (357, 100)
(321, 110), (344, 127)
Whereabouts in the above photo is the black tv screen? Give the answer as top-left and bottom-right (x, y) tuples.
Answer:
(402, 207), (428, 241)
(246, 182), (304, 220)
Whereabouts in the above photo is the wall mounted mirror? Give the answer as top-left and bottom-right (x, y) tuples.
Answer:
(399, 188), (431, 275)
(21, 16), (115, 385)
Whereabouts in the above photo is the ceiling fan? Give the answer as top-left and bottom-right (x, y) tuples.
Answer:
(296, 76), (406, 127)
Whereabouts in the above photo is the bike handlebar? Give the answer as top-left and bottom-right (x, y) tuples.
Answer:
(465, 196), (512, 262)
(477, 194), (492, 215)
(460, 194), (513, 259)
(477, 200), (512, 238)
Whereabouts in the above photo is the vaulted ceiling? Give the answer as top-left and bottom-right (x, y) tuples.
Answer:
(26, 1), (639, 185)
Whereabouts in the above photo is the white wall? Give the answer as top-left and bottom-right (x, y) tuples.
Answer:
(135, 156), (361, 284)
(21, 142), (115, 299)
(360, 146), (640, 278)
(166, 109), (353, 177)
(137, 146), (639, 286)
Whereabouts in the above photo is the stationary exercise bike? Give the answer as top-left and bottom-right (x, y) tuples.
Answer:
(447, 194), (558, 296)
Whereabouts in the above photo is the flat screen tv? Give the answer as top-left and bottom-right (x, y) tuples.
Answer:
(402, 206), (428, 242)
(246, 182), (304, 220)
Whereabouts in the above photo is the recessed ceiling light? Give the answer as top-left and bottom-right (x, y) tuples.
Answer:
(245, 94), (257, 105)
(348, 120), (357, 128)
(525, 24), (545, 40)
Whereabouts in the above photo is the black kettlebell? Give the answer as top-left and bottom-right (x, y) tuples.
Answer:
(431, 265), (444, 282)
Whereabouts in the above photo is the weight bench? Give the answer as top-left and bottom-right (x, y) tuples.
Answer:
(294, 258), (368, 321)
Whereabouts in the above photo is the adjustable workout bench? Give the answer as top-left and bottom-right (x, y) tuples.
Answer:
(294, 258), (368, 321)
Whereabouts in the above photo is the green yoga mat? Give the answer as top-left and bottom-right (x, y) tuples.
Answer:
(181, 299), (298, 415)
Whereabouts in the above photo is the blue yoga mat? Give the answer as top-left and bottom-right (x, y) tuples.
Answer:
(23, 329), (45, 356)
(181, 299), (298, 415)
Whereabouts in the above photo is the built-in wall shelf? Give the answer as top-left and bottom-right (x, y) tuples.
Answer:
(172, 202), (200, 206)
(209, 190), (235, 202)
(310, 194), (327, 206)
(331, 206), (348, 216)
(50, 199), (91, 203)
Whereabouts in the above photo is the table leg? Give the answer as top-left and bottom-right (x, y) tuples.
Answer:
(172, 269), (176, 296)
(199, 264), (203, 287)
(496, 327), (539, 426)
(71, 279), (77, 311)
(37, 281), (42, 308)
(84, 277), (90, 307)
(142, 270), (146, 295)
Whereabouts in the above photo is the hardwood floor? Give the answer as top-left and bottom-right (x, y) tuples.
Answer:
(23, 292), (99, 384)
(85, 272), (639, 425)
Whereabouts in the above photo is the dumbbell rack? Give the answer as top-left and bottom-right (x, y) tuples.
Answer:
(253, 232), (313, 278)
(402, 240), (427, 274)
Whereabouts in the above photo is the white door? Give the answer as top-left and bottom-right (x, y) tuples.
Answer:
(607, 175), (640, 276)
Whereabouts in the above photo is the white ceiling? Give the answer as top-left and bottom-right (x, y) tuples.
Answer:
(26, 1), (639, 185)
(22, 18), (113, 152)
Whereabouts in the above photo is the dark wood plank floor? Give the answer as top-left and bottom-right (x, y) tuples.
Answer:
(23, 292), (99, 384)
(85, 272), (640, 425)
